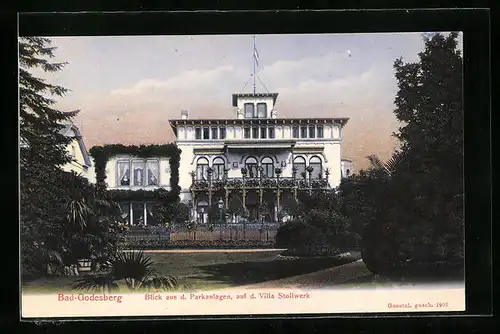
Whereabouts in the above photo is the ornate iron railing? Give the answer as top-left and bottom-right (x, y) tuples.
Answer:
(190, 177), (328, 191)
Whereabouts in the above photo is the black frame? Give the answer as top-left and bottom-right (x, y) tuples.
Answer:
(15, 7), (491, 329)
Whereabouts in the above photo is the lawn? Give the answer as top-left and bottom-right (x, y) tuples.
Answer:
(22, 250), (360, 294)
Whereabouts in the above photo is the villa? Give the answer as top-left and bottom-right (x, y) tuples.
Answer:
(169, 91), (350, 225)
(90, 39), (353, 227)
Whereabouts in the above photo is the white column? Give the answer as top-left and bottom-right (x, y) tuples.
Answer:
(129, 203), (133, 226)
(144, 203), (147, 226)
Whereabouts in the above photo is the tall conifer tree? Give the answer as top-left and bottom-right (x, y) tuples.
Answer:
(19, 37), (77, 279)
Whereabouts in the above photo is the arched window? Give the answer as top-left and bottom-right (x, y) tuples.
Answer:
(309, 156), (322, 179)
(346, 169), (351, 177)
(196, 157), (209, 180)
(245, 157), (259, 178)
(213, 157), (225, 180)
(293, 156), (306, 179)
(261, 157), (274, 178)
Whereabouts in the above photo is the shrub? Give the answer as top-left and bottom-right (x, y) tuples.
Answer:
(276, 211), (355, 257)
(275, 219), (315, 249)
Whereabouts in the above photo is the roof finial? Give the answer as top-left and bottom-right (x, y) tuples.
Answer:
(253, 35), (260, 94)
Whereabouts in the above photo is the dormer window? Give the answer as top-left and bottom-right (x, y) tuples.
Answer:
(244, 103), (254, 119)
(257, 103), (267, 118)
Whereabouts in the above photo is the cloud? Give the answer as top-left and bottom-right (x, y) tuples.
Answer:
(109, 65), (238, 95)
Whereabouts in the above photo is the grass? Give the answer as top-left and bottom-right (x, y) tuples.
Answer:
(22, 250), (360, 294)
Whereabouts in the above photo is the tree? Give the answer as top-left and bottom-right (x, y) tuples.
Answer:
(359, 33), (464, 277)
(19, 38), (124, 280)
(153, 199), (190, 230)
(64, 175), (125, 265)
(226, 195), (249, 239)
(19, 37), (75, 167)
(392, 32), (464, 266)
(19, 37), (79, 280)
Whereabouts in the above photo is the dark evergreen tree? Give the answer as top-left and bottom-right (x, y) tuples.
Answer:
(19, 37), (75, 167)
(20, 37), (75, 279)
(19, 38), (114, 280)
(392, 32), (464, 270)
(359, 33), (464, 277)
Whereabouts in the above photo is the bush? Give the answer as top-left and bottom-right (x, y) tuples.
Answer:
(276, 219), (346, 257)
(275, 219), (316, 249)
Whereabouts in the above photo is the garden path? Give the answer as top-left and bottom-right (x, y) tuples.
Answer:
(229, 258), (372, 289)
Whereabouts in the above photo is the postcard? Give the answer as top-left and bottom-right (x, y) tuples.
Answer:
(20, 30), (465, 318)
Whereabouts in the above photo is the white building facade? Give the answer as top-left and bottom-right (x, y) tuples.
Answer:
(103, 155), (172, 226)
(59, 120), (96, 183)
(169, 92), (349, 225)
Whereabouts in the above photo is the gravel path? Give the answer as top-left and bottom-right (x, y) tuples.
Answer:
(236, 259), (371, 289)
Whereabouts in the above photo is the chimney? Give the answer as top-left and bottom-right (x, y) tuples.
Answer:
(181, 110), (188, 120)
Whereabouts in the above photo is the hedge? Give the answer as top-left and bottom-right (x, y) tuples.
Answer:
(118, 239), (276, 250)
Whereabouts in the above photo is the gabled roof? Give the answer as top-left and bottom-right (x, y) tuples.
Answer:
(59, 120), (92, 167)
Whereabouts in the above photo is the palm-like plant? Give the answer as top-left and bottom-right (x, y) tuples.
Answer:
(66, 198), (93, 230)
(366, 150), (407, 177)
(72, 250), (178, 293)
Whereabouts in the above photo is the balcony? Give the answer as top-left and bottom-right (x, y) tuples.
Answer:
(190, 176), (328, 191)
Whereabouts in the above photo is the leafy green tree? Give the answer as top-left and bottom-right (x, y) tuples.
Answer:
(392, 32), (463, 266)
(226, 195), (249, 239)
(153, 199), (190, 229)
(358, 33), (464, 277)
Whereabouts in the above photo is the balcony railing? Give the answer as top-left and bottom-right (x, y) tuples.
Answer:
(190, 177), (328, 191)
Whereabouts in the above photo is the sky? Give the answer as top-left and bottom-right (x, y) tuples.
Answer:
(41, 33), (461, 170)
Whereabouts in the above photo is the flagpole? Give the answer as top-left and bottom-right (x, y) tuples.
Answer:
(253, 36), (256, 94)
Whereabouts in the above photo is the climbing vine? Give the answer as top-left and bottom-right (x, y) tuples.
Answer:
(89, 144), (181, 198)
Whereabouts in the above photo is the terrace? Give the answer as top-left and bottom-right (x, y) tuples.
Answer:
(189, 167), (330, 192)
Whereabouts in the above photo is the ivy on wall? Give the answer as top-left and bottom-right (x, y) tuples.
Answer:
(89, 144), (182, 197)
